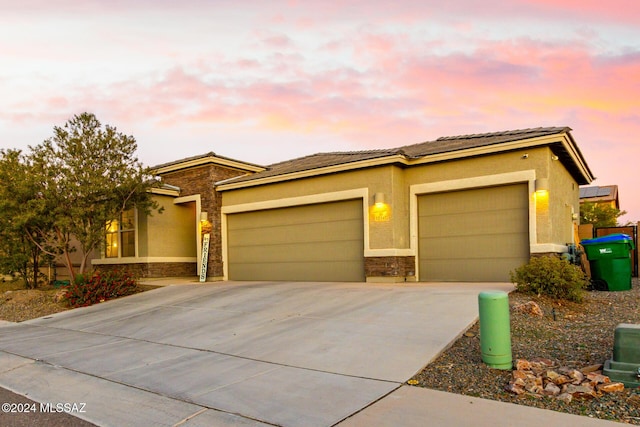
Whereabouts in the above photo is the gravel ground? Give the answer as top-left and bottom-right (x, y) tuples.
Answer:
(411, 277), (640, 424)
(0, 288), (68, 322)
(0, 284), (159, 322)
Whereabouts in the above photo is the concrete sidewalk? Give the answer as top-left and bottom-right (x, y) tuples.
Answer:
(0, 281), (624, 426)
(337, 385), (623, 426)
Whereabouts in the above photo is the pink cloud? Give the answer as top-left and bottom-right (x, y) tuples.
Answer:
(5, 34), (638, 153)
(519, 0), (640, 25)
(261, 33), (294, 49)
(3, 38), (639, 218)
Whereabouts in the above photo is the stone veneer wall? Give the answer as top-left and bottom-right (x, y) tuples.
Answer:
(364, 256), (416, 281)
(95, 262), (196, 278)
(160, 164), (250, 279)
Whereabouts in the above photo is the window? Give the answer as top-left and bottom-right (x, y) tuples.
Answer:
(105, 209), (136, 258)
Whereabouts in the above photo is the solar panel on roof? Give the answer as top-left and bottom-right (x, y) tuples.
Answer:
(580, 187), (599, 198)
(580, 186), (613, 199)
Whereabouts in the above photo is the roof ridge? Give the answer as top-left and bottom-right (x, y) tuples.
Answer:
(436, 126), (570, 141)
(266, 147), (404, 168)
(152, 151), (264, 171)
(322, 147), (403, 155)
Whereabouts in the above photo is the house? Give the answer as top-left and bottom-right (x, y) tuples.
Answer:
(94, 127), (594, 283)
(579, 185), (620, 210)
(578, 185), (621, 240)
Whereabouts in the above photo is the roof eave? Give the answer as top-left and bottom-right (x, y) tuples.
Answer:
(216, 154), (408, 191)
(406, 131), (594, 184)
(153, 154), (266, 175)
(150, 187), (181, 197)
(559, 131), (595, 185)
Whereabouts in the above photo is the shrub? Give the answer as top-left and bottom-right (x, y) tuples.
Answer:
(510, 255), (588, 302)
(65, 269), (140, 308)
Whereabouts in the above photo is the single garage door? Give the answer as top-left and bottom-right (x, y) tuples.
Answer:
(227, 199), (365, 281)
(418, 184), (529, 282)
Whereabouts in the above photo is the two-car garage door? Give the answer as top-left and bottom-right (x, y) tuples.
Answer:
(418, 184), (530, 282)
(226, 184), (529, 282)
(227, 199), (365, 282)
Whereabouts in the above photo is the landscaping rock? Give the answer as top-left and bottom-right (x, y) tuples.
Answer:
(586, 372), (610, 385)
(565, 383), (597, 399)
(506, 358), (625, 401)
(513, 301), (543, 317)
(544, 382), (561, 396)
(598, 383), (625, 393)
(581, 364), (604, 374)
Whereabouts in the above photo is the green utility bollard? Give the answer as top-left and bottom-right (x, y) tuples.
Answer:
(478, 291), (512, 370)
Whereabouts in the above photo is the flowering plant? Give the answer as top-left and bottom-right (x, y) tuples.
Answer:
(64, 269), (140, 308)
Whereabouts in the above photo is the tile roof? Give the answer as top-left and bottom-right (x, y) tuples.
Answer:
(235, 148), (404, 181)
(400, 126), (571, 158)
(152, 151), (264, 173)
(222, 127), (572, 185)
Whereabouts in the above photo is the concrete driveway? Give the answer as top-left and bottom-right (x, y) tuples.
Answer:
(0, 281), (512, 426)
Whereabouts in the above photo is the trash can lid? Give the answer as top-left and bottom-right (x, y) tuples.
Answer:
(581, 233), (633, 245)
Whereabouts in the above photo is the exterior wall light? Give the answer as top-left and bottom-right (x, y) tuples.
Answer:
(535, 178), (549, 194)
(200, 211), (212, 234)
(371, 193), (390, 222)
(535, 178), (549, 216)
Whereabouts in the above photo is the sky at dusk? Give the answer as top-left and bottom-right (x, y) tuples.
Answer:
(1, 1), (639, 221)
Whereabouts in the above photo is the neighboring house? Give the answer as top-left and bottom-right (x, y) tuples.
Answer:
(94, 126), (594, 283)
(579, 185), (620, 210)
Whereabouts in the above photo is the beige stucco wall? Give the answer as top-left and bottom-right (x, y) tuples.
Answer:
(221, 146), (580, 254)
(140, 195), (197, 258)
(548, 151), (581, 245)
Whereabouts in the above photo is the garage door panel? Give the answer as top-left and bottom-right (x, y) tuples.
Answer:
(229, 219), (362, 246)
(229, 261), (364, 282)
(419, 233), (529, 259)
(422, 258), (525, 282)
(228, 203), (361, 230)
(228, 240), (364, 263)
(418, 184), (529, 282)
(422, 186), (526, 215)
(419, 210), (528, 238)
(227, 199), (364, 282)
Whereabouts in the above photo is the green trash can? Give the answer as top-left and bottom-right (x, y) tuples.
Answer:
(582, 234), (635, 291)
